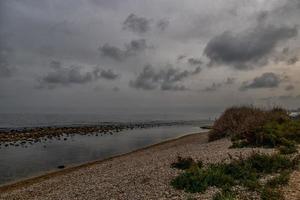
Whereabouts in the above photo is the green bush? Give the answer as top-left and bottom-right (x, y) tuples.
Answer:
(209, 106), (268, 141)
(210, 106), (300, 151)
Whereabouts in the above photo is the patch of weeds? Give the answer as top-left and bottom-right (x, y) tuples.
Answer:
(171, 152), (297, 199)
(213, 190), (236, 200)
(261, 187), (284, 200)
(171, 156), (202, 170)
(266, 171), (290, 188)
(279, 145), (298, 154)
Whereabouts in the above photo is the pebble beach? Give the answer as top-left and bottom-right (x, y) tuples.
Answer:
(0, 132), (299, 200)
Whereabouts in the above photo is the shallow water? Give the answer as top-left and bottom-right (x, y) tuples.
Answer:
(0, 125), (207, 185)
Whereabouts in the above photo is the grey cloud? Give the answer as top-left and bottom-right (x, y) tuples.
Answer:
(204, 83), (222, 92)
(156, 19), (169, 31)
(38, 66), (93, 89)
(273, 47), (299, 65)
(286, 57), (298, 65)
(129, 64), (201, 91)
(188, 58), (202, 66)
(99, 44), (126, 61)
(203, 77), (235, 92)
(285, 85), (294, 91)
(122, 14), (169, 34)
(204, 24), (298, 70)
(123, 14), (151, 34)
(94, 68), (119, 80)
(177, 55), (186, 62)
(161, 83), (188, 91)
(240, 72), (281, 90)
(49, 60), (62, 69)
(38, 61), (118, 89)
(225, 77), (235, 85)
(125, 39), (148, 53)
(99, 39), (149, 61)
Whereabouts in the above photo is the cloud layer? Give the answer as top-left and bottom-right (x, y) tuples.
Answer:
(1, 0), (300, 113)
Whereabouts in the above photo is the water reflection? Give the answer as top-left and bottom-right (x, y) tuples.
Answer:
(0, 125), (205, 185)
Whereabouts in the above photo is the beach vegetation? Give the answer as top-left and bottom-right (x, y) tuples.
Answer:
(171, 152), (299, 199)
(209, 106), (300, 154)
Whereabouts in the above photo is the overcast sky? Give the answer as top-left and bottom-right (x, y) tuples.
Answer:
(0, 0), (299, 115)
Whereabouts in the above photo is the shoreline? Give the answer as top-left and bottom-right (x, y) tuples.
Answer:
(0, 121), (207, 145)
(1, 130), (298, 200)
(0, 131), (207, 193)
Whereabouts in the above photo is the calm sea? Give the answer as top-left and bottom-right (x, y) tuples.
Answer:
(0, 112), (215, 129)
(0, 113), (213, 185)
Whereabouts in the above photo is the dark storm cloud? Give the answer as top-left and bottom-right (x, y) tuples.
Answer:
(99, 39), (149, 61)
(203, 77), (235, 92)
(129, 64), (201, 91)
(240, 72), (282, 91)
(187, 58), (203, 66)
(204, 24), (298, 70)
(38, 61), (118, 89)
(123, 14), (151, 34)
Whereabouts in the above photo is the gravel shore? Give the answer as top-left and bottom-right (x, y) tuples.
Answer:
(0, 132), (298, 200)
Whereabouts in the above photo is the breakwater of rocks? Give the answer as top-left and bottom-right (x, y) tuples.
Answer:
(0, 121), (204, 147)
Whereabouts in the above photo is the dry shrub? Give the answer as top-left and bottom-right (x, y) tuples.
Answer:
(209, 106), (289, 142)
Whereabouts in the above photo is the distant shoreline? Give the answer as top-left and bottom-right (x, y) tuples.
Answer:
(0, 120), (209, 145)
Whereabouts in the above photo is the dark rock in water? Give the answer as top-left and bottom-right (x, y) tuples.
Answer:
(57, 165), (65, 169)
(201, 125), (212, 130)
